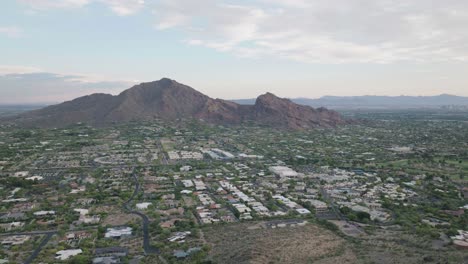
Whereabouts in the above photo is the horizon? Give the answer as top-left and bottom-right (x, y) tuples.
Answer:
(2, 1), (468, 103)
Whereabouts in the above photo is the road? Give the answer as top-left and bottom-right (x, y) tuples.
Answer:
(156, 140), (169, 165)
(0, 230), (57, 237)
(23, 232), (55, 264)
(123, 170), (160, 255)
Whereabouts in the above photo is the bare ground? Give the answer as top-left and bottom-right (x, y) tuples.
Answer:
(102, 212), (140, 226)
(203, 222), (358, 264)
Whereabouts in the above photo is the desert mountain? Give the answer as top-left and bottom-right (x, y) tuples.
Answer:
(232, 94), (468, 109)
(6, 78), (348, 129)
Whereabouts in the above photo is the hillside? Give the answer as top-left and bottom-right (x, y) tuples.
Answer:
(5, 78), (349, 129)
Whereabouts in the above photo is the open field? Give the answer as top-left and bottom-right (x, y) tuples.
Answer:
(102, 212), (140, 226)
(203, 222), (357, 264)
(353, 228), (468, 264)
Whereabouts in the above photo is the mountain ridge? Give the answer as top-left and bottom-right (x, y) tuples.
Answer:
(232, 94), (468, 109)
(4, 78), (349, 129)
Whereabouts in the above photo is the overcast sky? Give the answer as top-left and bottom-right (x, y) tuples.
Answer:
(1, 0), (468, 104)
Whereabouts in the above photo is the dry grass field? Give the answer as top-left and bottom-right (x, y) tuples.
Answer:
(353, 228), (468, 264)
(203, 222), (357, 264)
(102, 212), (140, 226)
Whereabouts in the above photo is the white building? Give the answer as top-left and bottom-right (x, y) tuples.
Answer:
(136, 202), (152, 209)
(56, 249), (83, 260)
(105, 227), (132, 238)
(269, 166), (299, 178)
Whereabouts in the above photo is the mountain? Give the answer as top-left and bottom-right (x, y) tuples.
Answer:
(4, 78), (348, 129)
(251, 93), (346, 129)
(232, 94), (468, 109)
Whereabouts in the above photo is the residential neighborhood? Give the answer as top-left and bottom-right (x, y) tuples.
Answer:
(0, 110), (467, 263)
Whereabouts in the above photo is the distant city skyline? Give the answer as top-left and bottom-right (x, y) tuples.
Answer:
(1, 0), (468, 104)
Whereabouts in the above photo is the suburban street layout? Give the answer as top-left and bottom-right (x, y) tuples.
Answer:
(0, 110), (467, 264)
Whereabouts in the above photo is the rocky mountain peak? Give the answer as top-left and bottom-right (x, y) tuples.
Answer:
(5, 78), (350, 129)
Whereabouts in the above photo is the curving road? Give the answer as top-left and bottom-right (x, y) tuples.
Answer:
(123, 171), (160, 255)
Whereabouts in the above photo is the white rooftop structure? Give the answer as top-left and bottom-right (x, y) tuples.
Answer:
(136, 202), (152, 209)
(180, 165), (192, 172)
(105, 227), (132, 238)
(296, 208), (311, 215)
(33, 210), (55, 216)
(25, 176), (43, 181)
(269, 166), (299, 178)
(181, 180), (194, 188)
(55, 249), (83, 260)
(211, 148), (235, 159)
(14, 171), (29, 177)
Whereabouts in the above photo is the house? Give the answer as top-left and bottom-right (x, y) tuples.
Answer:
(181, 179), (194, 188)
(296, 208), (311, 215)
(1, 235), (30, 246)
(168, 231), (191, 242)
(63, 231), (93, 242)
(14, 171), (29, 177)
(81, 215), (101, 224)
(0, 212), (26, 221)
(306, 199), (329, 214)
(136, 202), (152, 209)
(450, 230), (468, 249)
(0, 222), (24, 231)
(25, 175), (43, 181)
(105, 227), (132, 239)
(56, 249), (83, 260)
(180, 166), (192, 172)
(33, 210), (56, 217)
(269, 166), (299, 178)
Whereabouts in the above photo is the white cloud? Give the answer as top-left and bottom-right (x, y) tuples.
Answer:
(18, 0), (91, 9)
(99, 0), (145, 16)
(152, 0), (468, 64)
(0, 65), (41, 75)
(0, 66), (136, 104)
(0, 26), (23, 38)
(155, 12), (189, 30)
(0, 64), (136, 84)
(17, 0), (144, 16)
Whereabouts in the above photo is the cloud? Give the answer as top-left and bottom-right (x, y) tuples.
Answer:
(0, 67), (135, 104)
(18, 0), (91, 9)
(152, 0), (468, 64)
(17, 0), (144, 16)
(0, 26), (23, 38)
(99, 0), (145, 16)
(0, 65), (40, 74)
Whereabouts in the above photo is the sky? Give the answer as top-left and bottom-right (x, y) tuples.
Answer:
(1, 0), (468, 104)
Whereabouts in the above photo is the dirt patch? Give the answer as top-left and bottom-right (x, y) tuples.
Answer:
(330, 220), (366, 238)
(102, 213), (140, 226)
(203, 222), (357, 264)
(353, 229), (468, 264)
